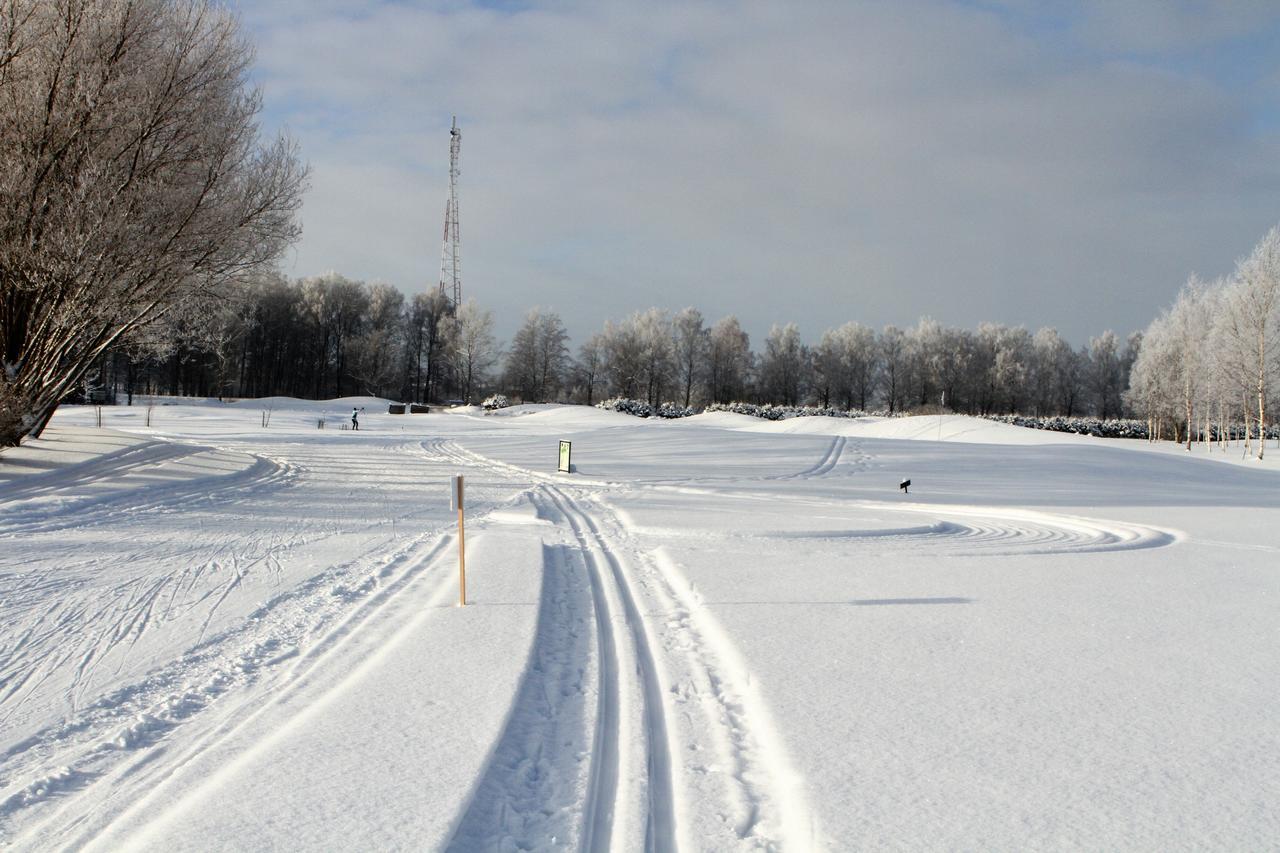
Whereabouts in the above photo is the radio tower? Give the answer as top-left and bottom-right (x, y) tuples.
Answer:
(438, 116), (462, 308)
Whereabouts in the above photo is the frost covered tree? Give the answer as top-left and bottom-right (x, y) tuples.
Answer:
(671, 307), (708, 408)
(505, 308), (569, 402)
(759, 323), (809, 406)
(573, 333), (605, 405)
(0, 0), (306, 446)
(878, 325), (908, 412)
(1086, 330), (1126, 419)
(1221, 228), (1280, 459)
(634, 309), (674, 407)
(600, 317), (644, 400)
(707, 315), (752, 404)
(349, 283), (404, 398)
(404, 289), (453, 405)
(453, 300), (497, 404)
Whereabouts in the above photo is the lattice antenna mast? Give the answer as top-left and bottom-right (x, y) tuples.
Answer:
(438, 116), (462, 308)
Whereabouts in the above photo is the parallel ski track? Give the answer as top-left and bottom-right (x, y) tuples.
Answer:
(542, 485), (676, 852)
(429, 427), (813, 850)
(767, 436), (847, 480)
(4, 530), (457, 847)
(579, 490), (818, 849)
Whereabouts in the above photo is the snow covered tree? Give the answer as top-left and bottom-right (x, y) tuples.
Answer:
(0, 0), (305, 446)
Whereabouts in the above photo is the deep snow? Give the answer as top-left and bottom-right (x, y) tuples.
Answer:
(1, 399), (1277, 850)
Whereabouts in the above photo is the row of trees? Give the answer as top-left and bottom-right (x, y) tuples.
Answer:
(92, 270), (1143, 422)
(1127, 227), (1280, 459)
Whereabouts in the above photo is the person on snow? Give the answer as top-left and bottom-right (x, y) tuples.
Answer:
(351, 407), (361, 431)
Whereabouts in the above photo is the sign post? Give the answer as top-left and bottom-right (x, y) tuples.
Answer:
(558, 440), (572, 474)
(452, 474), (466, 606)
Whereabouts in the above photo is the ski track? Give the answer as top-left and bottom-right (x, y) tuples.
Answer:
(732, 501), (1179, 556)
(432, 450), (813, 851)
(0, 435), (509, 842)
(0, 445), (298, 537)
(36, 532), (458, 852)
(574, 489), (818, 850)
(767, 436), (849, 480)
(1, 528), (457, 845)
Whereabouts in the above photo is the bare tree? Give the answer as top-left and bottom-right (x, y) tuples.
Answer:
(0, 0), (306, 445)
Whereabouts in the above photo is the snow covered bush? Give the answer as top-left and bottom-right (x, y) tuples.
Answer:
(656, 402), (696, 419)
(703, 402), (887, 420)
(482, 395), (510, 411)
(596, 398), (653, 418)
(982, 414), (1149, 440)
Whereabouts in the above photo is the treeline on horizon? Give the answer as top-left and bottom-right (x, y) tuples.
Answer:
(81, 270), (1143, 422)
(9, 2), (1277, 455)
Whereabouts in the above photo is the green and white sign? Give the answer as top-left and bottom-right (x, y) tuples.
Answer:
(558, 440), (572, 473)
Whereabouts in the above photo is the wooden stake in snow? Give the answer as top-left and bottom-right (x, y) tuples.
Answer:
(452, 475), (467, 606)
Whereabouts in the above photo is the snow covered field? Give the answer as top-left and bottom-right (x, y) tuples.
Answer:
(1, 399), (1277, 850)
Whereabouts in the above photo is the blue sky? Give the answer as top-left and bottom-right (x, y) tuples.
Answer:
(230, 0), (1280, 347)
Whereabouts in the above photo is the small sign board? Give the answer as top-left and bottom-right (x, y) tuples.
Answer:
(451, 474), (464, 510)
(558, 440), (572, 473)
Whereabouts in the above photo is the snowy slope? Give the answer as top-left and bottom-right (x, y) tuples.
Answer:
(1, 402), (1277, 850)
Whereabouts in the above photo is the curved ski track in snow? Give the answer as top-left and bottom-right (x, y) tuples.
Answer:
(767, 436), (868, 480)
(0, 442), (296, 537)
(745, 501), (1179, 556)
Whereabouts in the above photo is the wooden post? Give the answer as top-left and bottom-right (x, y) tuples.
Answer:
(454, 475), (467, 606)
